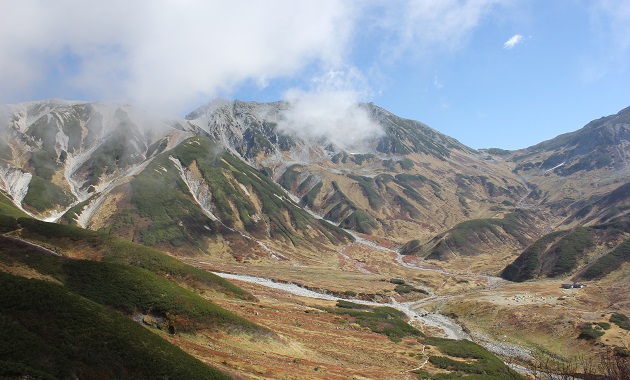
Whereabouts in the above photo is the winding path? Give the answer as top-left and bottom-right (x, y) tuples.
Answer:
(1, 232), (62, 256)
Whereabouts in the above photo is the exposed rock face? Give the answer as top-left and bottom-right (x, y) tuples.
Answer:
(187, 100), (531, 244)
(0, 99), (195, 220)
(510, 105), (630, 225)
(0, 165), (32, 209)
(1, 99), (628, 271)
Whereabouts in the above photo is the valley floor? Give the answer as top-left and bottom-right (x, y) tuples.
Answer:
(179, 235), (629, 379)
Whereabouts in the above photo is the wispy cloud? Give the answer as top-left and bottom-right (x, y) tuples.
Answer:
(593, 0), (630, 50)
(278, 68), (383, 148)
(579, 0), (630, 81)
(0, 0), (513, 118)
(503, 34), (523, 49)
(0, 1), (355, 113)
(370, 0), (509, 59)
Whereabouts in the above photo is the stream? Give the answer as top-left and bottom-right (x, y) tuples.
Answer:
(212, 269), (533, 371)
(212, 271), (470, 340)
(210, 229), (533, 365)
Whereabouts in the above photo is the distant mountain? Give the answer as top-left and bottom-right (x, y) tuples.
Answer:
(1, 99), (628, 271)
(0, 99), (194, 219)
(507, 106), (630, 225)
(514, 106), (630, 175)
(0, 100), (352, 260)
(489, 108), (630, 279)
(497, 105), (629, 281)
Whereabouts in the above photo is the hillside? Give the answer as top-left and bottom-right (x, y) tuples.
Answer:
(0, 192), (530, 379)
(1, 99), (629, 378)
(0, 271), (231, 380)
(0, 196), (265, 379)
(501, 219), (630, 282)
(0, 99), (194, 219)
(2, 99), (629, 271)
(508, 106), (630, 226)
(401, 211), (541, 261)
(0, 101), (352, 262)
(188, 100), (531, 245)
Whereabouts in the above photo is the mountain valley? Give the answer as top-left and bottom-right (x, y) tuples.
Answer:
(0, 98), (628, 379)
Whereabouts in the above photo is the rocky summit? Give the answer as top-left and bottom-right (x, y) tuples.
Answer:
(0, 98), (628, 379)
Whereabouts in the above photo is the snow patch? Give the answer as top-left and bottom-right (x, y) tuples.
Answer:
(544, 162), (565, 173)
(63, 143), (103, 201)
(168, 155), (218, 221)
(73, 158), (155, 228)
(55, 130), (69, 153)
(0, 165), (32, 207)
(238, 183), (250, 196)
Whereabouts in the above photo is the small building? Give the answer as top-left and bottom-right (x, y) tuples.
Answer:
(561, 282), (586, 289)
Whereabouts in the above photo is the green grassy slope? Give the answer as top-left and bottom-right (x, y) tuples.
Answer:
(422, 337), (526, 380)
(14, 217), (253, 299)
(103, 136), (351, 253)
(0, 272), (232, 380)
(0, 236), (264, 336)
(0, 189), (269, 379)
(501, 220), (629, 282)
(402, 212), (535, 260)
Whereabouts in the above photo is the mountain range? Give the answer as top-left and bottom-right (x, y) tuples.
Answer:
(1, 99), (627, 268)
(0, 98), (628, 379)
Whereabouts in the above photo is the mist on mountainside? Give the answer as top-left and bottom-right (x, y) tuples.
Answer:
(0, 97), (629, 380)
(277, 69), (384, 148)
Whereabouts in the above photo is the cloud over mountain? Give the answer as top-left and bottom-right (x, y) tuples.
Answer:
(0, 1), (354, 113)
(1, 1), (515, 116)
(278, 68), (383, 147)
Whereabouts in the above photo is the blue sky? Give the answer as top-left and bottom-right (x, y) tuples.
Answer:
(2, 1), (629, 150)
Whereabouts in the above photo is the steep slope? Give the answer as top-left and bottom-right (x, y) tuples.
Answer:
(0, 100), (351, 261)
(188, 100), (530, 243)
(0, 99), (194, 220)
(2, 98), (628, 270)
(0, 272), (231, 380)
(501, 219), (630, 282)
(93, 135), (351, 257)
(0, 211), (267, 379)
(0, 233), (263, 336)
(509, 105), (630, 225)
(0, 194), (527, 380)
(401, 210), (542, 262)
(560, 182), (630, 227)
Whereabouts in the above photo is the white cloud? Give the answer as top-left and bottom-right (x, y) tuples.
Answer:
(0, 0), (514, 119)
(0, 0), (354, 113)
(369, 0), (509, 59)
(277, 68), (383, 148)
(594, 0), (630, 50)
(503, 34), (523, 49)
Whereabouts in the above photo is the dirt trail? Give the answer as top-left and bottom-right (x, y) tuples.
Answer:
(1, 232), (62, 256)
